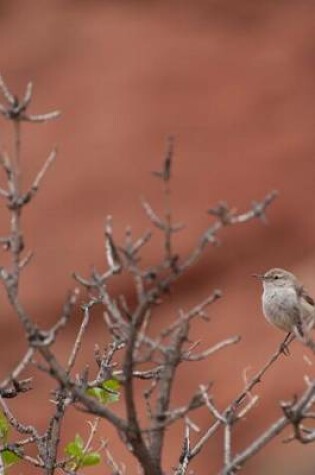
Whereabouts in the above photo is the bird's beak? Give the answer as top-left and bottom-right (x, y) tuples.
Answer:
(252, 273), (264, 280)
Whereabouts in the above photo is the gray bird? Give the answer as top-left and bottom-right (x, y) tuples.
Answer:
(254, 268), (315, 339)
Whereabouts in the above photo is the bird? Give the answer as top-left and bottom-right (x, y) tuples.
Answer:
(253, 268), (315, 340)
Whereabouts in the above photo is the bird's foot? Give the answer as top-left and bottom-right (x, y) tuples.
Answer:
(279, 332), (293, 356)
(279, 341), (290, 356)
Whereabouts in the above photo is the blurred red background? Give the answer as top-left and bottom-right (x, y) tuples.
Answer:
(1, 0), (315, 473)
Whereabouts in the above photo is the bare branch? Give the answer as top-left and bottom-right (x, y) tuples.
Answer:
(0, 74), (15, 105)
(184, 336), (240, 361)
(221, 380), (315, 474)
(66, 304), (90, 375)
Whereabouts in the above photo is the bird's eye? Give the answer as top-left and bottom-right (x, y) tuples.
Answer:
(274, 275), (279, 280)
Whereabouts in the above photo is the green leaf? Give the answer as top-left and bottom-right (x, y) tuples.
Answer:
(2, 449), (20, 466)
(102, 378), (120, 392)
(103, 390), (120, 404)
(86, 379), (120, 405)
(65, 434), (84, 458)
(102, 378), (120, 403)
(0, 413), (9, 442)
(86, 387), (104, 402)
(81, 452), (101, 466)
(65, 433), (102, 470)
(74, 434), (84, 450)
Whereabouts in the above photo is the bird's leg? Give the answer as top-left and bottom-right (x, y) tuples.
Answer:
(279, 332), (294, 356)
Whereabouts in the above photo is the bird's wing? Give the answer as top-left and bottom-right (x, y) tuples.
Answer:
(297, 285), (315, 306)
(294, 285), (315, 337)
(291, 304), (304, 338)
(301, 289), (315, 307)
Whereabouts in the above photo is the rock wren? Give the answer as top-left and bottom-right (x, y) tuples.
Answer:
(254, 268), (315, 339)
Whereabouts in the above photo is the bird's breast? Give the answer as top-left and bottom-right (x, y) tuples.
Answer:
(262, 287), (298, 332)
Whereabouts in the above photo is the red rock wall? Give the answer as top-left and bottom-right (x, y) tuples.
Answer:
(0, 1), (315, 473)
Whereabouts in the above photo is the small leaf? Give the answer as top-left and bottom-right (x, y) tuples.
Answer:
(74, 434), (84, 450)
(86, 387), (104, 403)
(2, 449), (20, 466)
(86, 379), (120, 405)
(102, 378), (120, 391)
(81, 452), (101, 466)
(65, 434), (84, 458)
(102, 390), (120, 404)
(0, 413), (9, 442)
